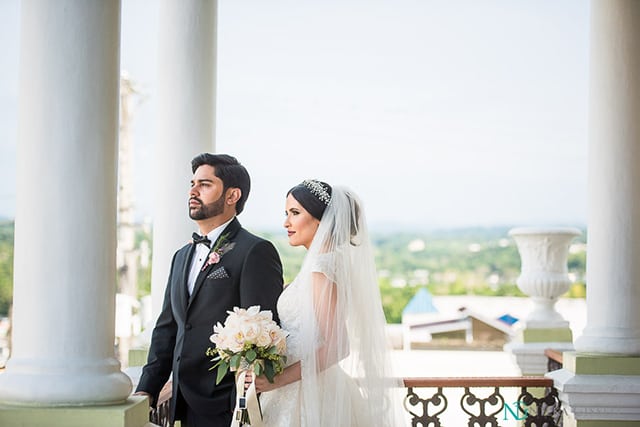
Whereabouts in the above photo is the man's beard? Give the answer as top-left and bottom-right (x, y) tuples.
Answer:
(189, 194), (225, 220)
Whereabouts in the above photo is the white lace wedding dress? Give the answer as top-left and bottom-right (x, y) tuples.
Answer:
(258, 277), (304, 426)
(259, 186), (404, 427)
(259, 274), (372, 427)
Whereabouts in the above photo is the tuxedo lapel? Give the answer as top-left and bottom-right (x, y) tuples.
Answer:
(179, 244), (196, 313)
(188, 218), (242, 307)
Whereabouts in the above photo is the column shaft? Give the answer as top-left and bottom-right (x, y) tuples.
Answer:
(150, 0), (218, 319)
(575, 0), (640, 354)
(0, 0), (132, 404)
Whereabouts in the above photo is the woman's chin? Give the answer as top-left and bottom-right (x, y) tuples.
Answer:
(288, 238), (302, 248)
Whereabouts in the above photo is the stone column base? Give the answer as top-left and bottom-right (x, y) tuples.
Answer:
(0, 395), (156, 427)
(563, 419), (640, 427)
(504, 340), (574, 376)
(547, 353), (640, 425)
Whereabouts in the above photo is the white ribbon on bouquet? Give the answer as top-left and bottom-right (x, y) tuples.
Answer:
(231, 370), (263, 427)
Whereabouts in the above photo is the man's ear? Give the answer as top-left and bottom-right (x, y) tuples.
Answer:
(226, 188), (241, 205)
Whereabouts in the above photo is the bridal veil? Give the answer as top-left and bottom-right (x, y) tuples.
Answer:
(294, 185), (405, 427)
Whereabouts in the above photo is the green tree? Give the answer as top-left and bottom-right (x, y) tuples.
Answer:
(0, 222), (14, 316)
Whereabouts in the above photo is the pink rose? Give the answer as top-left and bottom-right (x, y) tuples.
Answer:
(208, 251), (221, 265)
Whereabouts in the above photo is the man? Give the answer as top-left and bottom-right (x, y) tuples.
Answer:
(135, 153), (283, 426)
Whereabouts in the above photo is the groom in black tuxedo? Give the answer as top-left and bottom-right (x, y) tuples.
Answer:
(135, 153), (283, 427)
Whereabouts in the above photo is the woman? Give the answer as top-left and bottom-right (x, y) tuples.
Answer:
(248, 179), (404, 427)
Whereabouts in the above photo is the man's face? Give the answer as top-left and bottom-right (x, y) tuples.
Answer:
(188, 165), (225, 220)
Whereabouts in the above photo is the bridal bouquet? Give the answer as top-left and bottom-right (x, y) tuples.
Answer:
(207, 305), (288, 383)
(206, 306), (288, 426)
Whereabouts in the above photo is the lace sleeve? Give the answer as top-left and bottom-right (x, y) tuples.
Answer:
(310, 253), (334, 277)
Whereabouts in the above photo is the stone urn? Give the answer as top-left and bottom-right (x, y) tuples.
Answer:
(509, 227), (581, 328)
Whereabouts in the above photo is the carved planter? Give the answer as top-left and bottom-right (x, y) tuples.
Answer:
(509, 227), (581, 328)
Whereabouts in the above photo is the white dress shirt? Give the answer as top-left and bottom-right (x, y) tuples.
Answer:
(187, 218), (234, 295)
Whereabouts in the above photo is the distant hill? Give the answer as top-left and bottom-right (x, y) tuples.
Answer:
(0, 221), (587, 321)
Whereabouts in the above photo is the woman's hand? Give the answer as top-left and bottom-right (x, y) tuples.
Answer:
(243, 370), (279, 393)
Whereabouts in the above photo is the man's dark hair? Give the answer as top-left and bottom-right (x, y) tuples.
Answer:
(191, 153), (251, 215)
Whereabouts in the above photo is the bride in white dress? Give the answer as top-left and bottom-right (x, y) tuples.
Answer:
(247, 180), (404, 427)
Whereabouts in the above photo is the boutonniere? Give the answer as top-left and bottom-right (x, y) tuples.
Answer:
(202, 233), (235, 271)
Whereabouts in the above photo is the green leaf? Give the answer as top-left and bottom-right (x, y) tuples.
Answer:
(209, 359), (222, 371)
(216, 361), (229, 385)
(253, 363), (262, 377)
(230, 353), (241, 369)
(264, 361), (275, 383)
(246, 349), (257, 363)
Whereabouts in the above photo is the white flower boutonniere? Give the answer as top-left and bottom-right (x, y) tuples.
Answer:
(201, 233), (235, 271)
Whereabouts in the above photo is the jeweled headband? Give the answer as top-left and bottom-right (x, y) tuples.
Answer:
(302, 179), (331, 205)
(288, 179), (332, 220)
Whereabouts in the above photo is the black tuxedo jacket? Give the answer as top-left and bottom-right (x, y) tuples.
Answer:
(136, 218), (283, 422)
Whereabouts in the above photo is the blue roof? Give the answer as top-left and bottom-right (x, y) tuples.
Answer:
(402, 288), (438, 315)
(497, 314), (519, 325)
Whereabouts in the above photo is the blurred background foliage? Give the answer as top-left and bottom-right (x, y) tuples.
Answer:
(0, 223), (586, 323)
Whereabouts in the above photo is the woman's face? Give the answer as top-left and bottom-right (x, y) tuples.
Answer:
(284, 193), (320, 249)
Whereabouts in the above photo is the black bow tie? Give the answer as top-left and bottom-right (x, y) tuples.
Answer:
(192, 232), (211, 248)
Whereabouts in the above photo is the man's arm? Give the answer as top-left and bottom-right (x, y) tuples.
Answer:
(239, 239), (283, 323)
(135, 254), (179, 405)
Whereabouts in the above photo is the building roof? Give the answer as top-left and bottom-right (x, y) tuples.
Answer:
(402, 287), (438, 315)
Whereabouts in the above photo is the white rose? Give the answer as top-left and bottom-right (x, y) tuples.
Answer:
(256, 328), (272, 347)
(229, 330), (245, 353)
(275, 336), (287, 354)
(246, 305), (261, 317)
(241, 322), (261, 345)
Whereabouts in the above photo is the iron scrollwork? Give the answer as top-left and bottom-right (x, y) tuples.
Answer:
(460, 386), (504, 427)
(517, 386), (563, 427)
(404, 386), (448, 426)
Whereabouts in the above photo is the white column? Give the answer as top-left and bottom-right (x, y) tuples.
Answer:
(574, 0), (640, 355)
(0, 0), (131, 405)
(150, 0), (218, 321)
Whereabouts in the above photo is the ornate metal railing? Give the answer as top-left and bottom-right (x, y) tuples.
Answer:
(150, 376), (563, 427)
(150, 381), (172, 427)
(403, 377), (562, 426)
(545, 348), (564, 372)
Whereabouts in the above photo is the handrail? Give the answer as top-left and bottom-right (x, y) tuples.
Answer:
(403, 376), (553, 388)
(150, 376), (561, 427)
(545, 348), (564, 364)
(545, 348), (564, 372)
(403, 375), (562, 426)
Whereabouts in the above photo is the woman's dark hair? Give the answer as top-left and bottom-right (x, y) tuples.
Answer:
(191, 153), (251, 215)
(287, 180), (332, 221)
(289, 180), (364, 246)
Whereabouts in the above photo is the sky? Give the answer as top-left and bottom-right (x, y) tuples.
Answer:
(0, 0), (590, 232)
